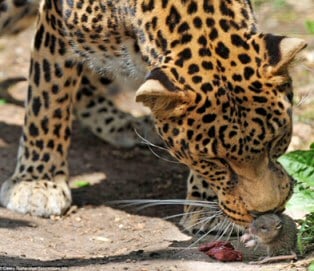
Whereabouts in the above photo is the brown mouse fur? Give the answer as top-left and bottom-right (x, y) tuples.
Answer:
(241, 213), (298, 264)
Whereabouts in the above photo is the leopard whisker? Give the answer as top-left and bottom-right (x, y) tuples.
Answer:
(215, 217), (233, 241)
(185, 216), (215, 232)
(110, 199), (219, 210)
(216, 218), (232, 241)
(185, 220), (224, 249)
(295, 91), (312, 107)
(143, 143), (181, 164)
(226, 221), (236, 242)
(134, 129), (181, 164)
(235, 223), (241, 246)
(184, 210), (223, 232)
(301, 63), (314, 74)
(134, 129), (168, 152)
(163, 209), (209, 220)
(213, 217), (227, 240)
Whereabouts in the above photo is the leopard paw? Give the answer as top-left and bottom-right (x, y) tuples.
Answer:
(0, 176), (71, 217)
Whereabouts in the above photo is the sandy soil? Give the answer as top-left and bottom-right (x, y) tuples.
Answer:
(0, 1), (313, 270)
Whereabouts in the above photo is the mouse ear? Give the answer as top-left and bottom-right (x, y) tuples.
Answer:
(275, 222), (283, 230)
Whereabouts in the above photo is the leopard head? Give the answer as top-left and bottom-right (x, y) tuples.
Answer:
(136, 34), (306, 226)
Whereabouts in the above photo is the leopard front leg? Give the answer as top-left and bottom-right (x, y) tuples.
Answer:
(75, 67), (161, 148)
(0, 7), (80, 216)
(180, 171), (241, 236)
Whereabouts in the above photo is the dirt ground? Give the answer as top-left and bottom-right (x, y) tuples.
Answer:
(0, 1), (314, 270)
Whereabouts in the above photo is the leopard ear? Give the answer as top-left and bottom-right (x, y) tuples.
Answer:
(264, 35), (307, 74)
(136, 70), (194, 117)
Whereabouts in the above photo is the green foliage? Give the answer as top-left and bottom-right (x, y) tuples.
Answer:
(279, 144), (314, 179)
(309, 261), (314, 271)
(73, 181), (90, 188)
(279, 145), (314, 212)
(0, 99), (6, 105)
(297, 213), (314, 255)
(279, 144), (314, 254)
(306, 20), (314, 34)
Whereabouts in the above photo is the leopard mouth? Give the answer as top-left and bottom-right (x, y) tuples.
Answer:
(216, 161), (293, 227)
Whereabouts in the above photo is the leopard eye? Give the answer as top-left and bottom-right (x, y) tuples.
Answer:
(280, 80), (292, 90)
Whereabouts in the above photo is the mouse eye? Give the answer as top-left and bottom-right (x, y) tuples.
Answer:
(260, 225), (268, 231)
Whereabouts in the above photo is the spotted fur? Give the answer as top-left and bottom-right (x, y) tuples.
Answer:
(0, 0), (306, 232)
(0, 0), (39, 35)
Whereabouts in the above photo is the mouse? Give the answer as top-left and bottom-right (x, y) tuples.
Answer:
(241, 213), (298, 264)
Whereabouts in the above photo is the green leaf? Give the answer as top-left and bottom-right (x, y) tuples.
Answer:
(306, 20), (314, 34)
(279, 149), (314, 187)
(74, 181), (90, 188)
(282, 145), (314, 255)
(0, 99), (6, 105)
(280, 145), (314, 214)
(287, 188), (314, 213)
(297, 213), (314, 255)
(309, 261), (314, 271)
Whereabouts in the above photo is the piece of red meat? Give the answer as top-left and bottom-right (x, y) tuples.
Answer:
(199, 241), (234, 252)
(199, 241), (243, 262)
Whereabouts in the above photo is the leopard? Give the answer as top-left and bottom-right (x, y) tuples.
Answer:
(0, 0), (39, 35)
(0, 0), (307, 234)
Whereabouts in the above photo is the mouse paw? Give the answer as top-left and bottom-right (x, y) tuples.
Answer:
(240, 233), (252, 243)
(245, 239), (257, 248)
